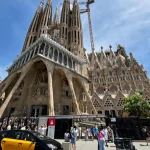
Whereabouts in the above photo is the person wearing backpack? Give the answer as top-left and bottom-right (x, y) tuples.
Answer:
(97, 126), (105, 150)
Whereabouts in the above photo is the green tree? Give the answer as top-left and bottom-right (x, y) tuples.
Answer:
(123, 92), (150, 117)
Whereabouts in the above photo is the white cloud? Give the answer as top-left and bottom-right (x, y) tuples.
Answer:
(1, 0), (150, 78)
(79, 0), (150, 76)
(81, 0), (150, 53)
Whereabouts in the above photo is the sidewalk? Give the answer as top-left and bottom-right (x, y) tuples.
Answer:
(56, 139), (150, 150)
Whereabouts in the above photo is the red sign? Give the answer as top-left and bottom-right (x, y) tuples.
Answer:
(48, 118), (56, 126)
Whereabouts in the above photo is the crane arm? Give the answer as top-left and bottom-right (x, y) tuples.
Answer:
(87, 4), (95, 52)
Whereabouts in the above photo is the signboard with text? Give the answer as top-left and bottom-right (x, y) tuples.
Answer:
(47, 118), (56, 139)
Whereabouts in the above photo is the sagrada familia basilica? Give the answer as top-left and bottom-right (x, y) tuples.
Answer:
(0, 0), (150, 118)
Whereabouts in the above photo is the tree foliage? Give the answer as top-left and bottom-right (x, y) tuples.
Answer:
(123, 92), (150, 117)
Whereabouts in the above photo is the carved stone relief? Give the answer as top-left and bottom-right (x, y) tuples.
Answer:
(36, 70), (48, 84)
(136, 83), (143, 90)
(96, 86), (104, 94)
(11, 81), (24, 102)
(109, 84), (118, 93)
(32, 86), (48, 103)
(123, 84), (130, 93)
(33, 87), (48, 96)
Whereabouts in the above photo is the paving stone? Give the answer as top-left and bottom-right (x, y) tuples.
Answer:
(56, 139), (150, 150)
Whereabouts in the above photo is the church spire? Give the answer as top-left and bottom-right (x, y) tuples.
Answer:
(72, 0), (81, 28)
(59, 0), (70, 48)
(69, 0), (84, 57)
(37, 0), (44, 13)
(60, 0), (70, 25)
(38, 0), (52, 37)
(73, 0), (78, 4)
(100, 46), (106, 63)
(53, 6), (59, 24)
(22, 0), (44, 53)
(109, 45), (115, 59)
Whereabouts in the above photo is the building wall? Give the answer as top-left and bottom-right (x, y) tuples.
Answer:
(90, 46), (150, 116)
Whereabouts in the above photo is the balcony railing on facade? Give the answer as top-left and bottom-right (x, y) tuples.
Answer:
(7, 34), (87, 77)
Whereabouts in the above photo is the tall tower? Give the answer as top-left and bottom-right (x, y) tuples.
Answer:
(22, 0), (44, 53)
(53, 6), (59, 24)
(51, 7), (60, 42)
(70, 0), (84, 57)
(59, 0), (70, 49)
(38, 0), (52, 37)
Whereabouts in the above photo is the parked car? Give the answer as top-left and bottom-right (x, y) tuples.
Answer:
(0, 130), (63, 150)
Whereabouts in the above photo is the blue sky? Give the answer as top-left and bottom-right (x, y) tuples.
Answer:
(0, 0), (150, 79)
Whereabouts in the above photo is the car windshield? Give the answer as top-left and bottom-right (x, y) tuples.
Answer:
(31, 131), (50, 140)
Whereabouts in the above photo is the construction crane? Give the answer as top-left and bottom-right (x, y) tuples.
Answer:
(79, 0), (95, 53)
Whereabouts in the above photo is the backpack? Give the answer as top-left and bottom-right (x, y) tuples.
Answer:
(98, 131), (104, 138)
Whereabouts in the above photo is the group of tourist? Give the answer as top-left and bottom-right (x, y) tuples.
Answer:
(63, 125), (150, 150)
(0, 116), (48, 135)
(0, 117), (38, 131)
(64, 125), (114, 150)
(1, 117), (149, 150)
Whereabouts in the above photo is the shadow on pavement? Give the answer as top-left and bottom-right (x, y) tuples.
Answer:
(140, 144), (149, 146)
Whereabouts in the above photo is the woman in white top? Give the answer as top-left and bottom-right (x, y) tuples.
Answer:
(64, 129), (70, 142)
(103, 126), (108, 147)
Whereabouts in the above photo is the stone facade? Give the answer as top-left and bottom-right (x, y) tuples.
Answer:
(0, 34), (95, 117)
(0, 0), (150, 118)
(89, 45), (150, 117)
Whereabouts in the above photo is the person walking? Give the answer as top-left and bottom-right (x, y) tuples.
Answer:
(107, 126), (114, 143)
(85, 127), (89, 141)
(103, 126), (108, 147)
(71, 126), (77, 150)
(91, 126), (95, 140)
(78, 127), (82, 139)
(142, 126), (149, 146)
(97, 126), (105, 150)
